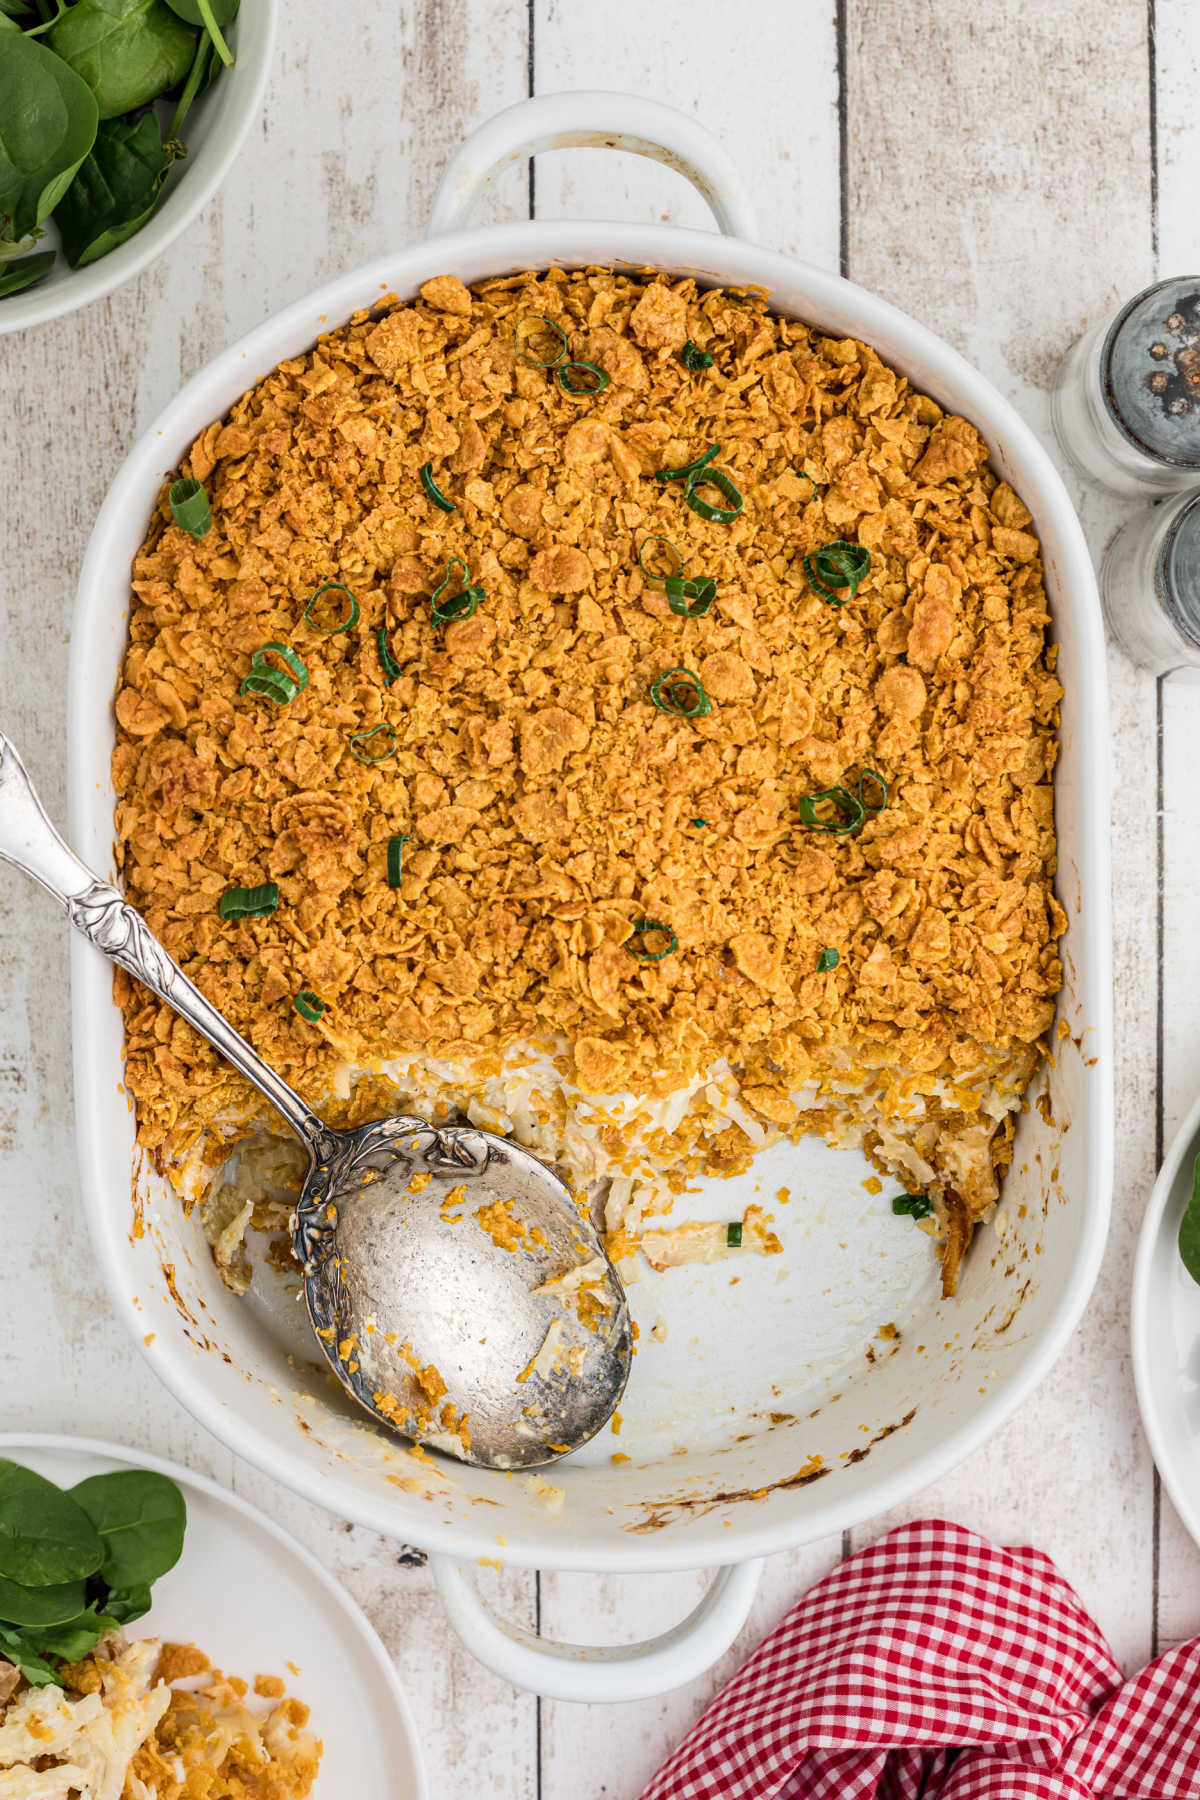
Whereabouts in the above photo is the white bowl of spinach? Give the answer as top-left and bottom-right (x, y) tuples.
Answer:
(0, 0), (276, 332)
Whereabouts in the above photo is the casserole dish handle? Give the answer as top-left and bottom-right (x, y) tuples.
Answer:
(427, 91), (759, 241)
(430, 1552), (763, 1702)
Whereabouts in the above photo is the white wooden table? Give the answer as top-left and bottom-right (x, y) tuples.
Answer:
(2, 3), (1199, 1793)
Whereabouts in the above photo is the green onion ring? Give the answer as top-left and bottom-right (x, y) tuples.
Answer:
(690, 817), (709, 827)
(293, 989), (326, 1022)
(797, 786), (866, 835)
(514, 315), (569, 368)
(240, 643), (308, 703)
(348, 724), (397, 765)
(239, 670), (298, 705)
(168, 476), (212, 539)
(419, 462), (456, 512)
(628, 918), (678, 962)
(858, 768), (888, 814)
(725, 1220), (743, 1247)
(816, 948), (840, 972)
(650, 667), (713, 719)
(387, 833), (410, 888)
(803, 539), (871, 604)
(304, 581), (360, 634)
(376, 625), (402, 686)
(684, 468), (743, 522)
(218, 883), (279, 920)
(664, 575), (717, 618)
(655, 442), (720, 483)
(431, 558), (484, 628)
(681, 340), (714, 371)
(892, 1193), (933, 1219)
(637, 536), (685, 584)
(556, 360), (610, 396)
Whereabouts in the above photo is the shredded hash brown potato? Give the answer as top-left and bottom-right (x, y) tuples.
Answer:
(112, 266), (1063, 1296)
(0, 1633), (320, 1798)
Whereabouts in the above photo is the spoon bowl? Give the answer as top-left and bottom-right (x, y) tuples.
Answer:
(0, 730), (631, 1469)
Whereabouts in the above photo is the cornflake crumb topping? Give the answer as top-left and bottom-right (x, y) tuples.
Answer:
(113, 267), (1063, 1296)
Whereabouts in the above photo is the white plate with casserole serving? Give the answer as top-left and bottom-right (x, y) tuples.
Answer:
(67, 91), (1113, 1702)
(0, 1434), (427, 1799)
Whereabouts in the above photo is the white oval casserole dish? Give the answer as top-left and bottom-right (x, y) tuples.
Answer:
(68, 93), (1113, 1701)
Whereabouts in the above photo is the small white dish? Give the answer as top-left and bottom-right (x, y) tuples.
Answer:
(0, 1433), (426, 1799)
(0, 0), (276, 334)
(1132, 1092), (1200, 1550)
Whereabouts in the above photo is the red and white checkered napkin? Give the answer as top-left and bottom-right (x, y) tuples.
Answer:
(640, 1520), (1200, 1800)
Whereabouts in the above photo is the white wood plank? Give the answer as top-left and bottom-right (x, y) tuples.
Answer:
(530, 9), (843, 1794)
(840, 0), (1159, 1673)
(1149, 0), (1200, 1654)
(532, 0), (840, 269)
(0, 10), (535, 1799)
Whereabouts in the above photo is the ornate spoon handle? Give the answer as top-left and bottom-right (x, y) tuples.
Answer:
(0, 731), (327, 1153)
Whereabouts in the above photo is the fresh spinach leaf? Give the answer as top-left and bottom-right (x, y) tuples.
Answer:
(0, 1625), (60, 1687)
(56, 111), (174, 267)
(0, 1), (33, 19)
(23, 1604), (121, 1659)
(70, 1470), (186, 1589)
(0, 1571), (86, 1626)
(48, 0), (197, 120)
(165, 26), (212, 139)
(0, 1461), (103, 1585)
(0, 31), (98, 241)
(0, 249), (55, 295)
(104, 1582), (152, 1625)
(1179, 1149), (1200, 1284)
(163, 0), (235, 66)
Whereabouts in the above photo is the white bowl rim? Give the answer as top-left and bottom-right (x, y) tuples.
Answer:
(69, 215), (1115, 1571)
(0, 0), (278, 334)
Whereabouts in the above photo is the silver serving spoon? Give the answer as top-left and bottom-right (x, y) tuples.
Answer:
(0, 732), (631, 1469)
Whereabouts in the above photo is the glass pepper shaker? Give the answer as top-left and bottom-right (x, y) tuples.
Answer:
(1100, 490), (1200, 674)
(1053, 277), (1200, 495)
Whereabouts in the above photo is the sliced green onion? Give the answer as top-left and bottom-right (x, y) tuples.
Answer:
(628, 919), (678, 962)
(219, 883), (279, 920)
(431, 558), (484, 627)
(803, 539), (871, 604)
(800, 471), (819, 502)
(817, 948), (840, 972)
(797, 785), (866, 834)
(169, 477), (212, 539)
(858, 768), (888, 814)
(684, 468), (743, 523)
(655, 442), (720, 483)
(514, 315), (569, 368)
(304, 581), (359, 634)
(293, 989), (326, 1022)
(892, 1193), (933, 1220)
(348, 724), (397, 764)
(239, 670), (298, 705)
(377, 625), (402, 686)
(637, 536), (685, 583)
(681, 340), (714, 371)
(420, 462), (456, 512)
(726, 1220), (743, 1247)
(556, 360), (610, 396)
(650, 667), (713, 719)
(239, 643), (308, 704)
(665, 575), (717, 618)
(691, 817), (709, 827)
(387, 833), (410, 888)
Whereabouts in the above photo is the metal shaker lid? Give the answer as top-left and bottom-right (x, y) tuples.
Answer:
(1101, 278), (1200, 470)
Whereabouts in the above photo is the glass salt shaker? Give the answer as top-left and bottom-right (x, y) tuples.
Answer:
(1100, 490), (1200, 674)
(1053, 277), (1200, 495)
